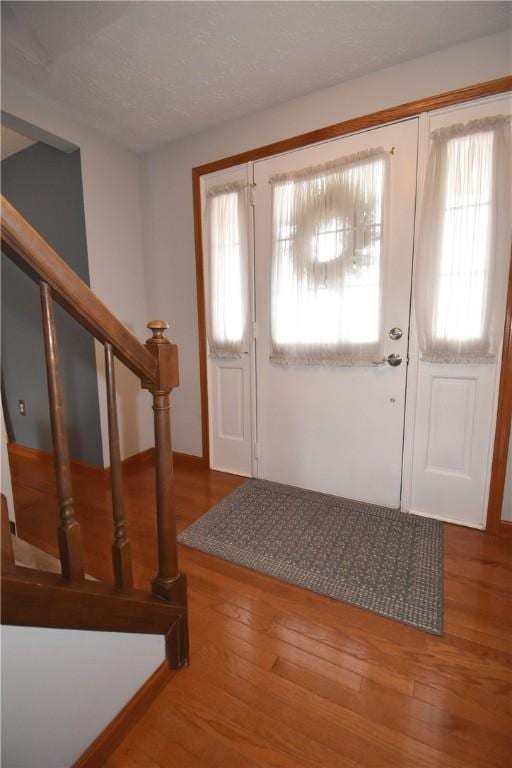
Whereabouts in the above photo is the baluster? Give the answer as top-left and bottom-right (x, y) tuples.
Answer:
(40, 283), (84, 582)
(145, 321), (187, 606)
(105, 343), (133, 591)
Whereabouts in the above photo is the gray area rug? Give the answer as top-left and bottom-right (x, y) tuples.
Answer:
(178, 479), (443, 634)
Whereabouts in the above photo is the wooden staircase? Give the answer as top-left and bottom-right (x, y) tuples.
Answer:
(0, 195), (188, 670)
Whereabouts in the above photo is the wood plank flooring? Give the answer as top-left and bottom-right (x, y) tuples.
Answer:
(9, 449), (512, 767)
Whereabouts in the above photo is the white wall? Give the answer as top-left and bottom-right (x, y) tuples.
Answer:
(1, 625), (165, 768)
(2, 77), (153, 465)
(139, 30), (512, 457)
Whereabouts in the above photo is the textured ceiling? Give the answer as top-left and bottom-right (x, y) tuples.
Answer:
(2, 1), (511, 153)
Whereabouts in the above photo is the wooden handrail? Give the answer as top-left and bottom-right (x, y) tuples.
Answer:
(0, 196), (157, 384)
(1, 566), (187, 668)
(1, 196), (189, 668)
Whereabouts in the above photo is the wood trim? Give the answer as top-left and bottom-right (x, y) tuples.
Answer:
(122, 447), (154, 467)
(1, 196), (157, 384)
(1, 566), (185, 637)
(117, 447), (155, 476)
(192, 76), (512, 471)
(193, 77), (512, 177)
(8, 442), (105, 476)
(173, 450), (208, 471)
(7, 443), (155, 476)
(1, 565), (188, 670)
(498, 519), (512, 537)
(72, 661), (173, 768)
(192, 168), (210, 465)
(486, 252), (512, 534)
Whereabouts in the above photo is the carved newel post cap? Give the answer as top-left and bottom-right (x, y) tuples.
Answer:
(147, 320), (170, 343)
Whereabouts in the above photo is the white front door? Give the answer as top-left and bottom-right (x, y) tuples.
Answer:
(253, 120), (419, 507)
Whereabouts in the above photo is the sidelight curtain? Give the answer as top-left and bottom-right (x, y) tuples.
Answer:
(415, 115), (511, 363)
(205, 180), (249, 357)
(270, 148), (389, 365)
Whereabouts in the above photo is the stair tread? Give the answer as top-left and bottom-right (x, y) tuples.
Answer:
(12, 536), (97, 580)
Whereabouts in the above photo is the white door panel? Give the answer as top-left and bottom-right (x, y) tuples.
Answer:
(202, 164), (253, 476)
(209, 358), (252, 474)
(217, 366), (244, 439)
(405, 94), (511, 528)
(410, 364), (498, 526)
(254, 364), (407, 504)
(253, 119), (419, 507)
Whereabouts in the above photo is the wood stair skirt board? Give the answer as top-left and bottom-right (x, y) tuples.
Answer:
(7, 443), (207, 474)
(1, 567), (189, 670)
(72, 661), (173, 768)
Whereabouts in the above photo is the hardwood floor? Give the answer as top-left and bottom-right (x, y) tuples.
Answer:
(9, 449), (512, 768)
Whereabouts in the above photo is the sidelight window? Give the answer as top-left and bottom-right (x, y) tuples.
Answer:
(415, 115), (511, 363)
(205, 181), (249, 358)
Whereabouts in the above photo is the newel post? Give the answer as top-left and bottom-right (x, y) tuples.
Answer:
(145, 321), (187, 608)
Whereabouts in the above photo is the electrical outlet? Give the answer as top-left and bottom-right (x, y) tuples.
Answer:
(19, 400), (26, 416)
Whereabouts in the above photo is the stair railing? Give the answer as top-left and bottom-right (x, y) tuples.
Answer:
(1, 196), (188, 635)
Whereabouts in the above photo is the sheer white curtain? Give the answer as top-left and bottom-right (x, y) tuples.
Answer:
(415, 115), (511, 363)
(270, 148), (389, 365)
(205, 181), (249, 357)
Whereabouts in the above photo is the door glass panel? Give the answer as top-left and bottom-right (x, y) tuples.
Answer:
(270, 151), (387, 365)
(206, 182), (248, 358)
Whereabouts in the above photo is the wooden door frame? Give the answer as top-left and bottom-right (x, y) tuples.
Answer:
(486, 251), (512, 536)
(192, 76), (512, 532)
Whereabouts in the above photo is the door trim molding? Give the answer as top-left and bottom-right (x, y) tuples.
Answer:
(192, 76), (512, 481)
(486, 249), (512, 535)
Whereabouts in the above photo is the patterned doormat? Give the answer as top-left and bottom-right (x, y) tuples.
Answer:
(178, 479), (443, 634)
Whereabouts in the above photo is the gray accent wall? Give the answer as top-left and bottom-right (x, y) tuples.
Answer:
(1, 142), (103, 466)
